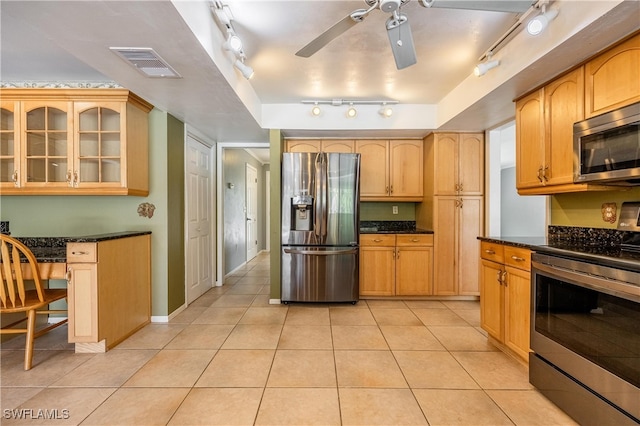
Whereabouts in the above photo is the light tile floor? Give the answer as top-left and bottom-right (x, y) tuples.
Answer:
(0, 252), (578, 425)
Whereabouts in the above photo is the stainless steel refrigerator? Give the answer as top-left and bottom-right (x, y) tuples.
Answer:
(281, 152), (360, 303)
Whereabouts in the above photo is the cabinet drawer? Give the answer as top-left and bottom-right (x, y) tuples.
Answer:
(504, 247), (531, 271)
(480, 241), (504, 263)
(396, 234), (433, 246)
(360, 234), (396, 247)
(67, 243), (97, 263)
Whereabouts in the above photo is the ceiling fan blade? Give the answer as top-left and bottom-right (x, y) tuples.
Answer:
(386, 14), (416, 70)
(421, 0), (533, 13)
(295, 15), (359, 58)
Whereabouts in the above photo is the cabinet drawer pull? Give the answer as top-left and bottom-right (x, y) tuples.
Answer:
(511, 255), (525, 262)
(373, 239), (383, 243)
(484, 249), (495, 255)
(411, 238), (420, 242)
(72, 251), (89, 255)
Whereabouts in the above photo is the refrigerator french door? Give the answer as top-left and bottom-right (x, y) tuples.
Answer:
(281, 152), (360, 303)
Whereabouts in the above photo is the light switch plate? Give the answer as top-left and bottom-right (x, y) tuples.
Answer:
(392, 206), (398, 215)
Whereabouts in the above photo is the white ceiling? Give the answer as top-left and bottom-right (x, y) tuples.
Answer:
(1, 1), (639, 147)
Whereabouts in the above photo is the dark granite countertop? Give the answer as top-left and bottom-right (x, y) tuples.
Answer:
(360, 220), (433, 234)
(478, 236), (548, 249)
(13, 231), (151, 263)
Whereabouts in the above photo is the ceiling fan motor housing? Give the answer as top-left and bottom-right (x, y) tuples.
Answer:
(380, 0), (401, 13)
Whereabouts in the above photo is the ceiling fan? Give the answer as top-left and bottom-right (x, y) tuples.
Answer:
(295, 0), (535, 70)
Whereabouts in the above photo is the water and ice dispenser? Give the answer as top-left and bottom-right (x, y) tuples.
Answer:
(290, 194), (314, 231)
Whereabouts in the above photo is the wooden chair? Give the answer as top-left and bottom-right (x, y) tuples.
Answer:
(0, 234), (67, 370)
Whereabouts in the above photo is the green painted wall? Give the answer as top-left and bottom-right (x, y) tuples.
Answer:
(166, 114), (185, 314)
(361, 202), (416, 221)
(0, 108), (184, 317)
(551, 187), (640, 228)
(269, 130), (283, 300)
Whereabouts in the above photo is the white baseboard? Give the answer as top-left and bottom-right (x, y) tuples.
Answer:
(151, 303), (186, 323)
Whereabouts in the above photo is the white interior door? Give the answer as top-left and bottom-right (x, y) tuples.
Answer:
(186, 136), (213, 303)
(246, 163), (258, 261)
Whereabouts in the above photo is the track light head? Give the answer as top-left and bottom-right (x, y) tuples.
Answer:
(311, 103), (321, 116)
(527, 7), (558, 36)
(346, 104), (357, 118)
(223, 33), (243, 53)
(379, 104), (393, 118)
(234, 59), (254, 80)
(474, 59), (500, 77)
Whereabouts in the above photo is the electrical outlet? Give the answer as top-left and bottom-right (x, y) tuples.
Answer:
(392, 205), (398, 215)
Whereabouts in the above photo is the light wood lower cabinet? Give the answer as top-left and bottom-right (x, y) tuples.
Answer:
(67, 234), (151, 352)
(479, 241), (531, 362)
(359, 234), (433, 297)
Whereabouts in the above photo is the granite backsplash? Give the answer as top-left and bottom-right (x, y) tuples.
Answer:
(547, 225), (625, 247)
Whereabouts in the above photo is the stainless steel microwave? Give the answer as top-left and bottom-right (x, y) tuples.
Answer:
(574, 101), (640, 185)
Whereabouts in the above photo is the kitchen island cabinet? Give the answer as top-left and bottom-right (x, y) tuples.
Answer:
(67, 233), (151, 352)
(359, 233), (433, 297)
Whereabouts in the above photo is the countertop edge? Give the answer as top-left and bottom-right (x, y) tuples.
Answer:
(477, 236), (547, 250)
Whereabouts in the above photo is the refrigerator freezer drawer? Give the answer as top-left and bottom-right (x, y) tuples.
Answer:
(281, 246), (359, 303)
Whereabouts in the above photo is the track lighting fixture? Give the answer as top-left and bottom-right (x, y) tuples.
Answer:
(379, 104), (393, 118)
(527, 2), (558, 36)
(212, 2), (255, 80)
(474, 58), (500, 77)
(302, 99), (399, 118)
(234, 59), (254, 80)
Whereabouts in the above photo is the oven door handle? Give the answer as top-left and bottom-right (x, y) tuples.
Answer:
(532, 261), (640, 303)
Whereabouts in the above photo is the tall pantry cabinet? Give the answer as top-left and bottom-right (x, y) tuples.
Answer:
(416, 132), (484, 296)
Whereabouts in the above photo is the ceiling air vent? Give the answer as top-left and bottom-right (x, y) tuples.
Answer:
(110, 47), (181, 78)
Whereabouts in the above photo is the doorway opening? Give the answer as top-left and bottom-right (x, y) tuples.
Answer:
(216, 143), (270, 285)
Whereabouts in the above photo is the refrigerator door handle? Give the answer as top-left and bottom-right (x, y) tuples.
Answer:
(283, 248), (358, 256)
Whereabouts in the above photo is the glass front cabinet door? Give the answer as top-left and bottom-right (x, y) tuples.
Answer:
(0, 101), (20, 189)
(21, 101), (74, 190)
(74, 102), (125, 189)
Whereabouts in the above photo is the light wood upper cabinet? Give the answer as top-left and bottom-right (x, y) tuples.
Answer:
(356, 139), (423, 201)
(585, 33), (640, 118)
(0, 89), (152, 196)
(389, 140), (423, 198)
(0, 101), (20, 190)
(356, 140), (390, 198)
(516, 89), (546, 191)
(321, 139), (355, 153)
(544, 67), (584, 187)
(285, 139), (354, 153)
(424, 132), (484, 196)
(517, 67), (585, 191)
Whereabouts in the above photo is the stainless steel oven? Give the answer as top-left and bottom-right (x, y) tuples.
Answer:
(574, 101), (640, 185)
(530, 252), (640, 424)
